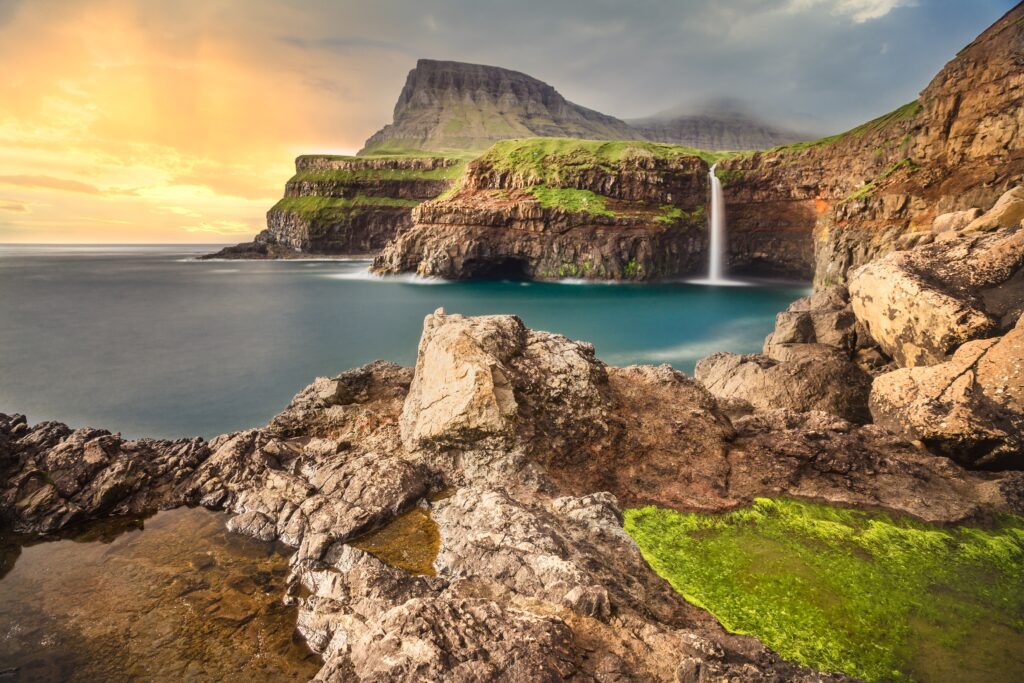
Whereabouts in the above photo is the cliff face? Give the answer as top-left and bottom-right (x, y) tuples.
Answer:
(359, 59), (637, 154)
(373, 139), (711, 280)
(718, 3), (1024, 289)
(202, 155), (462, 259)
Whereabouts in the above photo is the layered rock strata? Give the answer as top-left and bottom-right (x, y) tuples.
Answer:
(373, 139), (712, 280)
(203, 155), (462, 259)
(716, 4), (1024, 288)
(360, 59), (637, 155)
(4, 311), (1021, 680)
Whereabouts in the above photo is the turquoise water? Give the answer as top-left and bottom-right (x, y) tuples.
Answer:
(0, 245), (807, 439)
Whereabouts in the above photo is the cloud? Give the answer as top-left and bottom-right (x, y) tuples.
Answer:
(0, 199), (28, 212)
(787, 0), (918, 22)
(0, 174), (103, 194)
(184, 220), (257, 235)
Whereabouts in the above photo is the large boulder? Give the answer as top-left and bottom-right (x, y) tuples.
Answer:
(400, 309), (609, 460)
(964, 186), (1024, 233)
(849, 213), (1023, 368)
(763, 284), (859, 359)
(694, 352), (872, 423)
(870, 314), (1024, 469)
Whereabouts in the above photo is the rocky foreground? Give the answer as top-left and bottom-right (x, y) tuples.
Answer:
(3, 191), (1024, 679)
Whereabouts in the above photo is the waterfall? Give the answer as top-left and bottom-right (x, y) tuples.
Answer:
(708, 162), (726, 282)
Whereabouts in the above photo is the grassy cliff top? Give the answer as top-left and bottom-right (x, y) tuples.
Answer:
(288, 164), (466, 184)
(477, 138), (731, 175)
(269, 195), (420, 217)
(765, 100), (922, 155)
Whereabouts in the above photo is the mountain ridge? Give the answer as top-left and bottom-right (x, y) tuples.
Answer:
(359, 58), (814, 154)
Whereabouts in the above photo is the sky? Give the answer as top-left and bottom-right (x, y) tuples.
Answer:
(0, 0), (1015, 244)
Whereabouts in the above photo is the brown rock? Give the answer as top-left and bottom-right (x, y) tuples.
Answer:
(870, 314), (1024, 469)
(694, 352), (872, 423)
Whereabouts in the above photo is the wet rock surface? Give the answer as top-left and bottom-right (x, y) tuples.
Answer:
(0, 507), (321, 682)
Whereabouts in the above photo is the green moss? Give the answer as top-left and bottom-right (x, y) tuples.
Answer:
(657, 204), (705, 226)
(769, 100), (923, 155)
(478, 138), (729, 178)
(624, 498), (1024, 682)
(624, 259), (643, 279)
(289, 163), (465, 185)
(839, 158), (921, 204)
(270, 195), (419, 217)
(526, 185), (615, 217)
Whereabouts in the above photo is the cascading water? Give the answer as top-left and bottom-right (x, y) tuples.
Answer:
(707, 162), (726, 282)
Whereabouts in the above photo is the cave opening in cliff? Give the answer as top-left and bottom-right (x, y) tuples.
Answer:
(461, 257), (530, 281)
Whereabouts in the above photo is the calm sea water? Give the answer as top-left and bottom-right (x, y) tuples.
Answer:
(0, 245), (807, 439)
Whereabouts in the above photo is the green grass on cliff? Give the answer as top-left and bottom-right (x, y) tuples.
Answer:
(768, 100), (923, 155)
(270, 195), (419, 216)
(624, 498), (1024, 682)
(526, 185), (615, 217)
(288, 164), (465, 184)
(478, 138), (731, 180)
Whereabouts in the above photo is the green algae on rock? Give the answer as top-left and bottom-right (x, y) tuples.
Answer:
(624, 498), (1024, 682)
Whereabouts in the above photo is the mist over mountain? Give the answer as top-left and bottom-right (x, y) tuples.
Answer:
(627, 98), (815, 151)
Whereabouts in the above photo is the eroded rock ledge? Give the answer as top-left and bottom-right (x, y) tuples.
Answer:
(3, 307), (1022, 681)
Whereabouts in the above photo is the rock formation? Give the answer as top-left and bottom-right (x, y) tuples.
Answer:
(716, 3), (1024, 289)
(203, 155), (463, 259)
(4, 310), (1021, 680)
(627, 99), (812, 151)
(360, 59), (637, 155)
(373, 139), (712, 280)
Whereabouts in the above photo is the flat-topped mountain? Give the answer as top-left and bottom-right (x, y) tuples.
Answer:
(359, 59), (637, 154)
(627, 99), (812, 151)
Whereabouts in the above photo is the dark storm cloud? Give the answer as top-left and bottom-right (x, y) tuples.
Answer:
(282, 0), (1016, 134)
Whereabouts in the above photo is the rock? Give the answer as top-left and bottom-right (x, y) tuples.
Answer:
(203, 155), (460, 259)
(716, 6), (1024, 289)
(849, 223), (1023, 367)
(933, 208), (982, 233)
(373, 139), (711, 281)
(400, 311), (524, 451)
(359, 59), (636, 154)
(763, 285), (859, 359)
(695, 352), (872, 423)
(965, 186), (1024, 233)
(870, 314), (1024, 469)
(400, 308), (609, 464)
(4, 310), (1023, 681)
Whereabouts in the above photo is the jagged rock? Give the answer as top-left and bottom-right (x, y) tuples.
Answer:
(717, 5), (1024, 289)
(763, 285), (859, 358)
(870, 314), (1024, 469)
(400, 308), (608, 460)
(4, 311), (1023, 680)
(849, 222), (1023, 367)
(964, 185), (1024, 232)
(695, 352), (872, 423)
(933, 208), (982, 233)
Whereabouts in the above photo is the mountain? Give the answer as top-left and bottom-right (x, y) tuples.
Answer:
(627, 99), (813, 151)
(359, 59), (637, 154)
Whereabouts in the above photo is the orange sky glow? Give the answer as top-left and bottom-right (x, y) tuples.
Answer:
(0, 1), (407, 243)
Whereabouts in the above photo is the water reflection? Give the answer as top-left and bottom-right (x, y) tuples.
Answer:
(0, 507), (320, 682)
